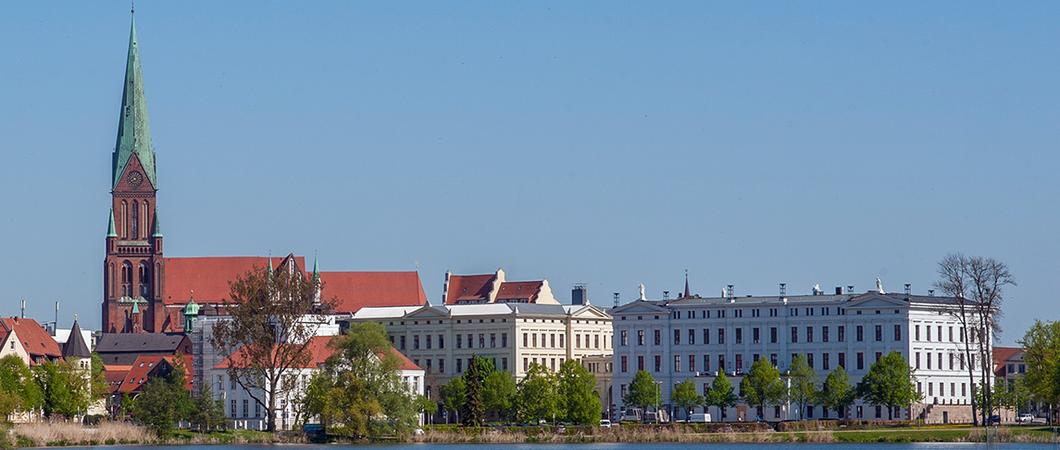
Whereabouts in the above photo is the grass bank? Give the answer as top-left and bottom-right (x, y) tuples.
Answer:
(3, 422), (303, 448)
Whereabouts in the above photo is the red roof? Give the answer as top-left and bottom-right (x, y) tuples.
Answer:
(319, 271), (429, 313)
(104, 365), (131, 394)
(163, 256), (303, 304)
(445, 274), (497, 304)
(116, 355), (184, 394)
(383, 347), (421, 371)
(495, 281), (543, 302)
(0, 318), (60, 362)
(993, 346), (1022, 376)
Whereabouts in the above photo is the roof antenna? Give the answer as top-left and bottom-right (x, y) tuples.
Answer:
(131, 0), (135, 15)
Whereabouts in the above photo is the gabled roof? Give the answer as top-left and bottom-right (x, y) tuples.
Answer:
(445, 273), (497, 304)
(162, 256), (304, 304)
(96, 333), (188, 354)
(495, 281), (543, 303)
(610, 300), (672, 315)
(116, 355), (191, 394)
(318, 271), (429, 313)
(61, 320), (92, 359)
(993, 346), (1023, 376)
(0, 318), (60, 361)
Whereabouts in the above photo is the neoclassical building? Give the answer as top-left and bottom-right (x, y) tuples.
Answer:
(611, 283), (989, 423)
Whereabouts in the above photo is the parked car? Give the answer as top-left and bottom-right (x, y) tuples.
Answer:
(599, 419), (613, 429)
(689, 413), (712, 423)
(986, 415), (1002, 425)
(1018, 413), (1035, 423)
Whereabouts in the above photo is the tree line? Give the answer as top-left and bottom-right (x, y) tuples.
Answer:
(628, 351), (920, 421)
(438, 356), (602, 426)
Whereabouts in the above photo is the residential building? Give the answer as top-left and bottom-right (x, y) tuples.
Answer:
(95, 332), (191, 365)
(611, 283), (989, 424)
(345, 301), (613, 415)
(443, 269), (559, 305)
(0, 317), (61, 366)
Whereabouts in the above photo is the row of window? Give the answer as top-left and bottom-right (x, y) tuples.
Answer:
(620, 324), (902, 347)
(117, 199), (151, 240)
(392, 331), (610, 351)
(621, 351), (884, 374)
(913, 324), (979, 344)
(663, 307), (903, 321)
(914, 351), (979, 372)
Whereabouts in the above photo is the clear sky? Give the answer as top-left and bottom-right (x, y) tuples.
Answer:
(1, 2), (1057, 345)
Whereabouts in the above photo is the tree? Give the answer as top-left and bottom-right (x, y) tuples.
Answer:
(705, 372), (737, 421)
(439, 376), (466, 424)
(1020, 320), (1060, 423)
(558, 359), (601, 425)
(416, 395), (438, 425)
(211, 262), (334, 432)
(463, 357), (488, 426)
(857, 352), (920, 420)
(936, 253), (1015, 425)
(820, 366), (856, 419)
(740, 358), (785, 421)
(0, 355), (43, 418)
(483, 370), (516, 421)
(189, 384), (226, 432)
(88, 354), (109, 403)
(624, 370), (660, 410)
(34, 360), (88, 419)
(301, 322), (419, 439)
(516, 362), (559, 424)
(129, 365), (193, 436)
(671, 379), (702, 421)
(788, 354), (819, 420)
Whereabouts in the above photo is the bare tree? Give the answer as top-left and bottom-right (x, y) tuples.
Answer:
(211, 257), (334, 431)
(935, 253), (1015, 426)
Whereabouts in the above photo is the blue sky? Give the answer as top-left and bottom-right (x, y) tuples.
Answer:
(1, 2), (1057, 345)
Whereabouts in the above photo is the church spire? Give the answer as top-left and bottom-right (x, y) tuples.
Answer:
(107, 208), (117, 237)
(151, 207), (163, 237)
(112, 13), (157, 190)
(683, 270), (691, 299)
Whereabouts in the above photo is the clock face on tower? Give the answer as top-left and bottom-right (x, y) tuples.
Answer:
(127, 171), (143, 186)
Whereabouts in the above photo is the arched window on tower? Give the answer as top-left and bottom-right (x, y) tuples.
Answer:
(143, 201), (150, 236)
(121, 201), (128, 239)
(121, 261), (133, 298)
(131, 200), (139, 239)
(109, 263), (115, 298)
(139, 262), (150, 298)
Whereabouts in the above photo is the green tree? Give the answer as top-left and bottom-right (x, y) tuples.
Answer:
(34, 360), (88, 419)
(740, 358), (785, 421)
(671, 379), (702, 421)
(0, 355), (43, 417)
(558, 359), (601, 425)
(705, 372), (737, 421)
(483, 370), (516, 421)
(1020, 320), (1060, 421)
(129, 365), (193, 436)
(211, 264), (334, 432)
(624, 370), (660, 410)
(416, 395), (438, 425)
(463, 357), (489, 426)
(857, 352), (920, 420)
(301, 322), (419, 439)
(439, 376), (466, 424)
(88, 354), (109, 402)
(788, 354), (819, 420)
(820, 366), (856, 419)
(516, 362), (559, 424)
(189, 384), (226, 432)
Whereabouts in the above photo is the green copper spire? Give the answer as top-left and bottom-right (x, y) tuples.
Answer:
(107, 208), (117, 237)
(267, 257), (274, 275)
(312, 257), (320, 282)
(151, 208), (163, 237)
(112, 14), (157, 190)
(131, 300), (140, 314)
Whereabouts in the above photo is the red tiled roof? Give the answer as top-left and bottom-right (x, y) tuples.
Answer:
(445, 274), (497, 304)
(116, 355), (192, 394)
(384, 347), (421, 371)
(495, 281), (542, 302)
(993, 346), (1022, 376)
(163, 256), (304, 304)
(104, 365), (132, 394)
(319, 271), (429, 313)
(0, 318), (60, 361)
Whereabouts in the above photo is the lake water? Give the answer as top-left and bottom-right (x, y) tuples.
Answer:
(48, 444), (1060, 450)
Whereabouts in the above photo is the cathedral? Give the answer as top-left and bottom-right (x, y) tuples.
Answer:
(101, 17), (428, 334)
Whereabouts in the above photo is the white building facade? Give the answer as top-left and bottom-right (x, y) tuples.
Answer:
(611, 288), (989, 423)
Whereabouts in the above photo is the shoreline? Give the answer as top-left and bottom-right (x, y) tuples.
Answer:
(6, 422), (1058, 448)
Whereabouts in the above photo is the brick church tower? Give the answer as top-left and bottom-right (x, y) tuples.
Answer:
(102, 15), (164, 333)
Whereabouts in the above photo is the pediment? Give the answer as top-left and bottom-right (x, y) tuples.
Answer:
(846, 293), (908, 309)
(403, 305), (449, 319)
(569, 304), (613, 319)
(611, 301), (670, 315)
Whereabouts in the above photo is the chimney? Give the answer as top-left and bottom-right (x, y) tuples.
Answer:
(835, 286), (842, 295)
(20, 299), (25, 319)
(727, 285), (735, 303)
(779, 283), (786, 297)
(54, 301), (59, 329)
(571, 284), (588, 305)
(441, 271), (451, 305)
(904, 283), (911, 295)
